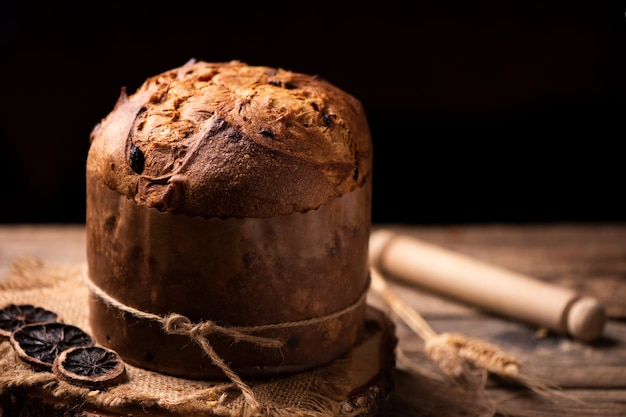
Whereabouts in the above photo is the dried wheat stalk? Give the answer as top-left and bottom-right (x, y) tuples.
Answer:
(370, 267), (569, 399)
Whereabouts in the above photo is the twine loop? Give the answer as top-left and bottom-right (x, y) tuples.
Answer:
(162, 313), (194, 335)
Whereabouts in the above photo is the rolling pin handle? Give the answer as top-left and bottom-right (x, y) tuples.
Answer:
(567, 296), (606, 342)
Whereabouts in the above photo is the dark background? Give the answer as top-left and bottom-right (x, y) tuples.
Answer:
(1, 1), (625, 225)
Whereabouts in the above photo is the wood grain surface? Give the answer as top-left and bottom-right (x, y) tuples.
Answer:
(1, 223), (625, 417)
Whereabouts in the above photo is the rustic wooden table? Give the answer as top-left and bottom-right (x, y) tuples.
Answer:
(1, 223), (625, 417)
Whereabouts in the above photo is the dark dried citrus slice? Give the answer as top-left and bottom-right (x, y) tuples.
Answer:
(10, 322), (94, 371)
(0, 304), (59, 338)
(53, 346), (127, 389)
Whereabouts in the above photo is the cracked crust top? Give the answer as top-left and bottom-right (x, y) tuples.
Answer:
(86, 60), (373, 219)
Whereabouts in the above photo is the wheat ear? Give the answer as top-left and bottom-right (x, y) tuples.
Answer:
(370, 266), (572, 401)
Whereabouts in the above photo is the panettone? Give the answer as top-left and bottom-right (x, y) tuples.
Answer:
(85, 59), (373, 380)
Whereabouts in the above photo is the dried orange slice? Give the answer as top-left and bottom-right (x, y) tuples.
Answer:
(0, 304), (59, 338)
(53, 346), (127, 389)
(10, 322), (94, 371)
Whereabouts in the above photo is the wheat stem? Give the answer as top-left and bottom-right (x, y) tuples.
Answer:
(371, 267), (520, 382)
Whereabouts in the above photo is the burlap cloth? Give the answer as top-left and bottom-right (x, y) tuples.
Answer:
(0, 257), (392, 417)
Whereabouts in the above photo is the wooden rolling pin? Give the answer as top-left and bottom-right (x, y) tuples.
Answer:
(369, 229), (607, 342)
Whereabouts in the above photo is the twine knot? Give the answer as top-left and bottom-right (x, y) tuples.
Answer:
(190, 320), (218, 340)
(162, 313), (282, 348)
(163, 314), (221, 340)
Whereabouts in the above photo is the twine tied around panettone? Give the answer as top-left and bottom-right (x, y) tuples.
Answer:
(83, 269), (369, 414)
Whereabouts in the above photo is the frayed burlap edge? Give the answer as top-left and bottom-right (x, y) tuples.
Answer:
(0, 257), (385, 417)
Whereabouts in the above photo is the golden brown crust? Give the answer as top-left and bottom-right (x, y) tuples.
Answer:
(87, 60), (373, 218)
